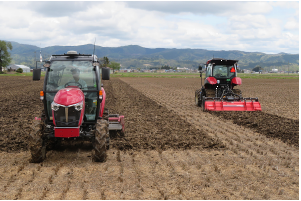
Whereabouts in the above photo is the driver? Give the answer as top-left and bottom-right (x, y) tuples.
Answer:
(57, 67), (87, 90)
(69, 68), (87, 89)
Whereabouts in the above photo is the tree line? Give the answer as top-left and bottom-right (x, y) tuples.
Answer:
(0, 42), (121, 74)
(0, 40), (13, 73)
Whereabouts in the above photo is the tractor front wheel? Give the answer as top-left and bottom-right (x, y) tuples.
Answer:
(29, 120), (46, 163)
(92, 119), (109, 162)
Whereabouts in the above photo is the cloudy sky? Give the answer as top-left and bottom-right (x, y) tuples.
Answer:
(0, 1), (299, 54)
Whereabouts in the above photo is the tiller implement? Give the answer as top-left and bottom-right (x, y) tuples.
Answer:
(195, 58), (262, 111)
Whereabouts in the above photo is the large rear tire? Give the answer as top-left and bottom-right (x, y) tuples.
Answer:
(29, 119), (46, 163)
(202, 96), (206, 112)
(92, 119), (109, 162)
(195, 89), (202, 107)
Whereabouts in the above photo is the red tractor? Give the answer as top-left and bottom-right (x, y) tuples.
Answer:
(195, 58), (261, 111)
(31, 51), (125, 162)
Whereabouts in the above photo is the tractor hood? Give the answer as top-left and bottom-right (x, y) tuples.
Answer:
(53, 87), (84, 106)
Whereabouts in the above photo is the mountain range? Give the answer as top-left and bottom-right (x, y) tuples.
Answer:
(7, 41), (299, 71)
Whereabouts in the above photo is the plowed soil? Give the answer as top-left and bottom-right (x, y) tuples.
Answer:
(0, 76), (298, 199)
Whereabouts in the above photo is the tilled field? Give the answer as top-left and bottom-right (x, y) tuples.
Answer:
(0, 76), (299, 199)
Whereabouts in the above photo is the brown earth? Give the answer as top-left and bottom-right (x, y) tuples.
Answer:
(0, 76), (298, 199)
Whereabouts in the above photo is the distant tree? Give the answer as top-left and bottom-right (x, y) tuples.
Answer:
(101, 56), (110, 67)
(0, 40), (13, 73)
(99, 56), (109, 67)
(16, 68), (23, 73)
(109, 61), (121, 72)
(237, 68), (243, 73)
(252, 65), (262, 72)
(161, 65), (171, 70)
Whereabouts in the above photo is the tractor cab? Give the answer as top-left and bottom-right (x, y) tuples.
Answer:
(42, 51), (104, 127)
(204, 58), (241, 91)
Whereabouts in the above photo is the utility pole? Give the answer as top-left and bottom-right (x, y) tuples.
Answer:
(288, 62), (289, 75)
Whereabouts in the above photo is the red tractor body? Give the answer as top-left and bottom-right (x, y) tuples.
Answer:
(30, 51), (125, 163)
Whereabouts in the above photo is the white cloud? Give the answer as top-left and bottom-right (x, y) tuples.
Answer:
(126, 1), (273, 15)
(284, 18), (299, 30)
(227, 14), (282, 40)
(0, 1), (298, 54)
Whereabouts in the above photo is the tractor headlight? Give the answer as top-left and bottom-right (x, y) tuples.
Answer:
(51, 102), (60, 111)
(74, 101), (83, 111)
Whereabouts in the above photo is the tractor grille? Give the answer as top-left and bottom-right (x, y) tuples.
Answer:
(54, 106), (81, 127)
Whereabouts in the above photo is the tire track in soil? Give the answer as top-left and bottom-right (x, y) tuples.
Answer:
(82, 149), (124, 200)
(117, 152), (142, 199)
(15, 164), (51, 200)
(3, 163), (39, 200)
(158, 151), (188, 199)
(132, 151), (163, 199)
(42, 150), (76, 200)
(144, 150), (174, 200)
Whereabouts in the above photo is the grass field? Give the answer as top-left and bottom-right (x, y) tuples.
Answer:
(0, 71), (298, 79)
(111, 72), (299, 79)
(0, 71), (46, 77)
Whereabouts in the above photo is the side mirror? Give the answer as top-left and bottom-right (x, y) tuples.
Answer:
(198, 66), (202, 71)
(33, 69), (41, 81)
(93, 62), (99, 67)
(43, 63), (50, 68)
(102, 67), (110, 80)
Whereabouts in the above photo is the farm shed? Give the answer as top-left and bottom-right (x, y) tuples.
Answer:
(7, 64), (31, 73)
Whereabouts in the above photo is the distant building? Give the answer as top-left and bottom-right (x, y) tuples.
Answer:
(157, 69), (165, 73)
(177, 67), (189, 72)
(271, 69), (278, 73)
(243, 69), (251, 73)
(7, 64), (31, 73)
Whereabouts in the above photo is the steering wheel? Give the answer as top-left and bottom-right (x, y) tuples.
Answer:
(64, 81), (82, 89)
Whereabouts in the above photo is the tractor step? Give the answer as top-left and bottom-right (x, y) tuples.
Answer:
(204, 98), (262, 111)
(109, 123), (123, 130)
(108, 114), (125, 132)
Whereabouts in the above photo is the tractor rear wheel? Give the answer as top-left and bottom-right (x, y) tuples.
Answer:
(202, 96), (206, 111)
(92, 119), (109, 162)
(195, 89), (202, 107)
(29, 120), (46, 163)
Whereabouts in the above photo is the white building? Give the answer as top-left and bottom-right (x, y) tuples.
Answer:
(7, 64), (31, 73)
(271, 69), (278, 73)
